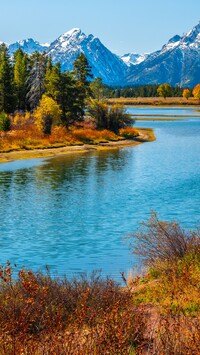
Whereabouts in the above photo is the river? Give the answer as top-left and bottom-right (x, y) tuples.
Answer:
(0, 107), (199, 280)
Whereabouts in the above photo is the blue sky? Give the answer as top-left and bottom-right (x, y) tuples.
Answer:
(1, 0), (200, 54)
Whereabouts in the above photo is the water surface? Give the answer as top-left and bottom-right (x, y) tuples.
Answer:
(0, 107), (199, 280)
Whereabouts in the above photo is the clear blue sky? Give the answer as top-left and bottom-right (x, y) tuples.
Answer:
(1, 0), (200, 55)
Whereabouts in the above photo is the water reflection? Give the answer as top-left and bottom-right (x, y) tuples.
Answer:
(0, 118), (199, 280)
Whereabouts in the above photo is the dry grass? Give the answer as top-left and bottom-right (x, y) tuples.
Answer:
(0, 125), (121, 153)
(107, 97), (200, 106)
(0, 117), (155, 156)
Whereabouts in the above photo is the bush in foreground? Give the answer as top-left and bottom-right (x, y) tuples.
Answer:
(0, 265), (145, 354)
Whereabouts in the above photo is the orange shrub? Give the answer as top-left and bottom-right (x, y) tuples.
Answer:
(119, 127), (139, 139)
(12, 112), (34, 129)
(0, 264), (146, 354)
(71, 128), (118, 143)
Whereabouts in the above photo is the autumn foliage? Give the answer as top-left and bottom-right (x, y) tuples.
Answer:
(192, 83), (200, 101)
(0, 264), (145, 354)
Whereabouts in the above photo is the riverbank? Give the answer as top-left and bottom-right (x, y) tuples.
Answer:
(0, 128), (155, 163)
(108, 97), (200, 106)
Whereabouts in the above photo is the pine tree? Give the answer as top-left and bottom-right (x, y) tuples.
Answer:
(45, 62), (85, 126)
(0, 43), (15, 113)
(45, 60), (61, 102)
(73, 53), (93, 121)
(14, 48), (29, 110)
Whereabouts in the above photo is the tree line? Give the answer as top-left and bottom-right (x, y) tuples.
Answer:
(108, 84), (183, 98)
(0, 44), (133, 134)
(0, 44), (93, 122)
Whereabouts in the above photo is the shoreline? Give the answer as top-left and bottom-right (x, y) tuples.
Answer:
(108, 97), (200, 106)
(0, 128), (155, 163)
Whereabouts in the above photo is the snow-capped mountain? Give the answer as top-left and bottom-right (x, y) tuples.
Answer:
(9, 38), (50, 55)
(3, 21), (200, 87)
(126, 22), (200, 87)
(47, 28), (127, 85)
(121, 53), (148, 66)
(7, 29), (127, 85)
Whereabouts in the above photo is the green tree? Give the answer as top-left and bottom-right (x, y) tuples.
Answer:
(73, 53), (93, 120)
(87, 99), (132, 133)
(13, 48), (29, 110)
(0, 112), (10, 131)
(157, 83), (172, 99)
(45, 61), (83, 126)
(45, 60), (61, 102)
(0, 44), (15, 113)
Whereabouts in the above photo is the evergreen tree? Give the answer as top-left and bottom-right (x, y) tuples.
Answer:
(0, 43), (15, 113)
(26, 52), (47, 110)
(0, 112), (11, 131)
(73, 53), (93, 120)
(58, 71), (87, 126)
(13, 48), (29, 110)
(45, 60), (61, 103)
(45, 62), (80, 126)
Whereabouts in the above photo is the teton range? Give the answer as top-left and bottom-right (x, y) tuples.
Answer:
(4, 21), (200, 87)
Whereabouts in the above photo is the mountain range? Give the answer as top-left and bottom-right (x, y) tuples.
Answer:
(4, 22), (200, 87)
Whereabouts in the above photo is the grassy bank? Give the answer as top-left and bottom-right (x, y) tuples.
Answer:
(0, 214), (199, 354)
(0, 127), (155, 163)
(108, 97), (200, 106)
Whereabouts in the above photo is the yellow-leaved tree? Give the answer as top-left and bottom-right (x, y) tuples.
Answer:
(192, 84), (200, 102)
(182, 88), (190, 100)
(33, 95), (62, 134)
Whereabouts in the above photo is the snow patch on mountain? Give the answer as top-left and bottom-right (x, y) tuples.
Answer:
(46, 28), (127, 85)
(4, 21), (200, 87)
(8, 38), (49, 55)
(126, 21), (200, 87)
(121, 52), (148, 66)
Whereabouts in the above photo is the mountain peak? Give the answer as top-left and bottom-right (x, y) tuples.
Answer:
(5, 21), (200, 87)
(182, 21), (200, 46)
(8, 38), (49, 55)
(63, 28), (82, 36)
(59, 28), (86, 41)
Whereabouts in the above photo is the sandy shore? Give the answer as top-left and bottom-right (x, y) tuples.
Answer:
(0, 140), (142, 163)
(0, 129), (155, 163)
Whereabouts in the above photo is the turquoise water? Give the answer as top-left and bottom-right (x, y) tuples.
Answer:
(0, 108), (200, 280)
(128, 106), (200, 117)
